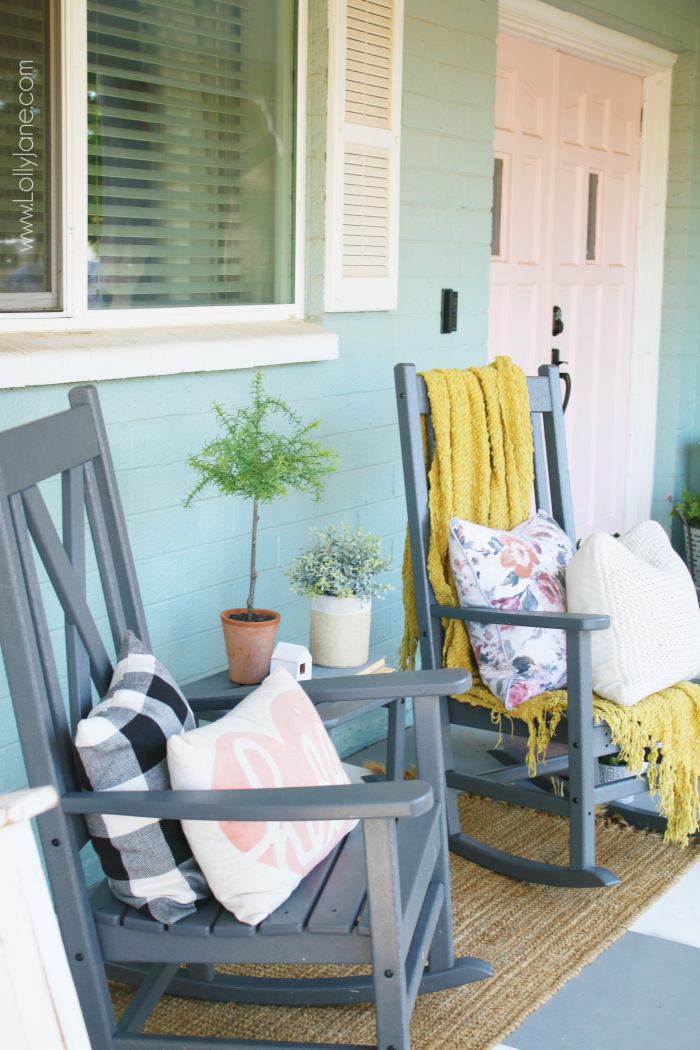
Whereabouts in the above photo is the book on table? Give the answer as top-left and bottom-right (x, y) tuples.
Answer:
(311, 653), (391, 678)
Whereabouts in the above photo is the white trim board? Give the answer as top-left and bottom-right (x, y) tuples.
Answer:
(499, 0), (676, 530)
(500, 0), (676, 75)
(0, 322), (339, 389)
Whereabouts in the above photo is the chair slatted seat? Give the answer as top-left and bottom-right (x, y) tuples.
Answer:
(0, 383), (491, 1050)
(393, 362), (664, 891)
(91, 804), (441, 965)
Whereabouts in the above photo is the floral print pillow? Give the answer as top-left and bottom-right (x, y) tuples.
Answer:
(448, 511), (575, 710)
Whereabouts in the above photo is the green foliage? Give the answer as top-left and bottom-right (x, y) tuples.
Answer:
(286, 524), (394, 600)
(600, 753), (625, 767)
(184, 371), (337, 617)
(670, 486), (700, 529)
(183, 371), (338, 508)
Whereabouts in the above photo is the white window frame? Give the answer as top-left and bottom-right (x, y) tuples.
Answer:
(1, 0), (309, 335)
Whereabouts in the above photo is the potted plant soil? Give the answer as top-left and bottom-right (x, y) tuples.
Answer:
(184, 371), (337, 684)
(287, 524), (393, 668)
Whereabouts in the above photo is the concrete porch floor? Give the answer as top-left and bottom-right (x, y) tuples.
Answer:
(346, 724), (700, 1050)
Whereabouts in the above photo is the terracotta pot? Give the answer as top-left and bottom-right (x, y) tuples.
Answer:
(220, 608), (280, 684)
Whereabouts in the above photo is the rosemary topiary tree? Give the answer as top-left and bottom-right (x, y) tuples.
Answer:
(184, 371), (337, 621)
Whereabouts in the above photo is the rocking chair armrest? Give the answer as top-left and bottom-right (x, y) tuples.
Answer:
(60, 781), (434, 822)
(432, 605), (610, 632)
(305, 669), (471, 701)
(186, 669), (473, 712)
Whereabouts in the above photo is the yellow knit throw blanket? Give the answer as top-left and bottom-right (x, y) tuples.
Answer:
(398, 357), (700, 846)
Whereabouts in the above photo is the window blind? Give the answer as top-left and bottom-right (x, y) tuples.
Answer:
(87, 0), (296, 311)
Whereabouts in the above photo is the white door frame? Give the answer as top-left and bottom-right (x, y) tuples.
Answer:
(498, 0), (676, 529)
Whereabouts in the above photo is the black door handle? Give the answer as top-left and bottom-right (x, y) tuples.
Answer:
(552, 306), (564, 337)
(550, 348), (571, 413)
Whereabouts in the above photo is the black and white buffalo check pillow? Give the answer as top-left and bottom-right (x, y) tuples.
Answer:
(75, 631), (210, 923)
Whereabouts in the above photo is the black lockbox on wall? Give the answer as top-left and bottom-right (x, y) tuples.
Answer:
(441, 289), (458, 334)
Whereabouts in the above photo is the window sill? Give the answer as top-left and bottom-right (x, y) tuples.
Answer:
(0, 320), (339, 389)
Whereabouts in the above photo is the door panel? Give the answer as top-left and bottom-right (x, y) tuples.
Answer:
(557, 164), (584, 265)
(488, 34), (642, 540)
(553, 52), (642, 539)
(515, 156), (542, 263)
(606, 173), (629, 266)
(489, 35), (556, 382)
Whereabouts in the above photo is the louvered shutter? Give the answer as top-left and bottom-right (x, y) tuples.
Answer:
(325, 0), (403, 312)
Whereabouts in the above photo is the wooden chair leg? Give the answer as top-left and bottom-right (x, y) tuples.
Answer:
(413, 694), (454, 973)
(186, 963), (216, 982)
(386, 698), (406, 781)
(445, 633), (620, 888)
(566, 631), (597, 872)
(36, 809), (119, 1050)
(364, 817), (411, 1050)
(437, 695), (462, 838)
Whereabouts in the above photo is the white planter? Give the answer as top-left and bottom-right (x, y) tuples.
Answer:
(682, 523), (700, 587)
(598, 759), (648, 805)
(309, 595), (371, 668)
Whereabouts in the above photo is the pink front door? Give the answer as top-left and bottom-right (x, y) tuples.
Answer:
(489, 33), (643, 540)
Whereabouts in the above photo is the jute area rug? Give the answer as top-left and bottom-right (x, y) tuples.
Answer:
(110, 794), (700, 1049)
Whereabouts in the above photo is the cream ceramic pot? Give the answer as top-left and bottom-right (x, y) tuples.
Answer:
(309, 595), (371, 668)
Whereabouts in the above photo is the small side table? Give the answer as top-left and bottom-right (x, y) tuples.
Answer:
(182, 653), (405, 780)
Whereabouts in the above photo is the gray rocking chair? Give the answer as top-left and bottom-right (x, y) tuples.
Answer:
(0, 383), (491, 1050)
(394, 362), (660, 890)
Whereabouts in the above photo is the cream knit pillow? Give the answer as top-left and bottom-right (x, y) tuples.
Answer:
(566, 520), (700, 706)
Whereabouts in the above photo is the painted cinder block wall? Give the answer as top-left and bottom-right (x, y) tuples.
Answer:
(0, 0), (497, 794)
(2, 0), (700, 798)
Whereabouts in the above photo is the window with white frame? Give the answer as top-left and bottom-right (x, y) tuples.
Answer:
(1, 0), (299, 319)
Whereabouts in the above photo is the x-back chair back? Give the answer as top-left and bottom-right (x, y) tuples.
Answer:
(0, 386), (150, 1045)
(0, 384), (490, 1050)
(393, 362), (656, 890)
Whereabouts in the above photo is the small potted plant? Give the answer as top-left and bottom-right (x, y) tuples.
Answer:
(287, 524), (393, 667)
(667, 487), (700, 585)
(598, 752), (648, 805)
(184, 371), (337, 684)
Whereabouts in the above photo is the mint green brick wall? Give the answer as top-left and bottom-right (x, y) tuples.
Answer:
(651, 40), (700, 543)
(4, 0), (700, 802)
(0, 0), (495, 793)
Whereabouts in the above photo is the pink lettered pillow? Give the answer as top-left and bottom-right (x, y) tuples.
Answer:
(167, 667), (357, 925)
(448, 510), (575, 710)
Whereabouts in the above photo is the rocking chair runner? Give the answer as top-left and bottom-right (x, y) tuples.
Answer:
(394, 362), (661, 890)
(0, 383), (491, 1050)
